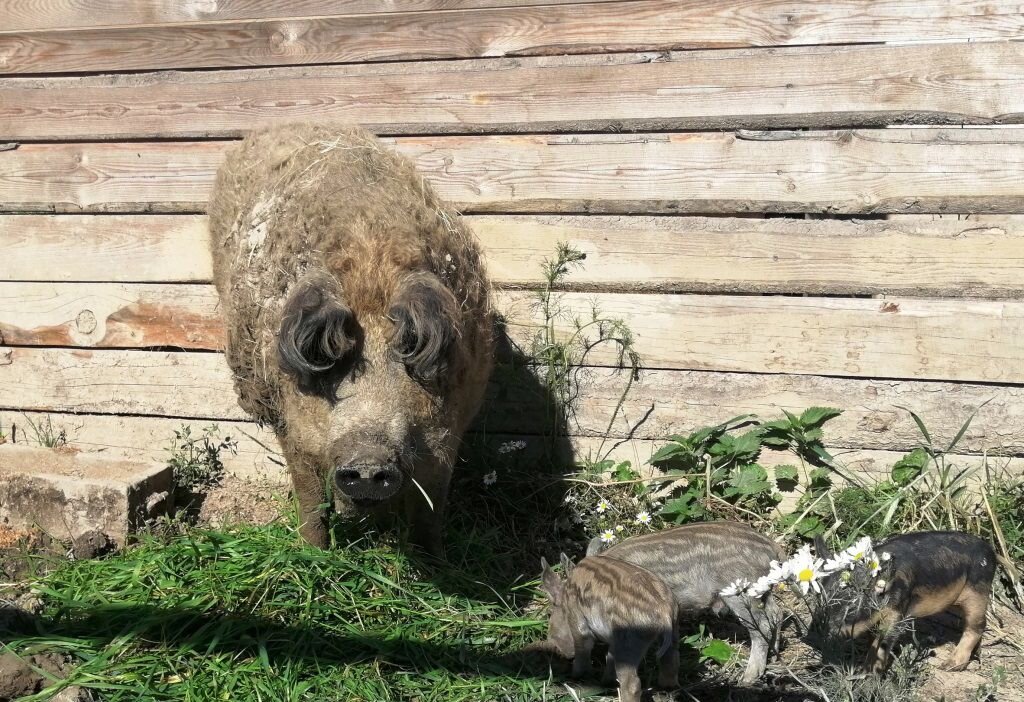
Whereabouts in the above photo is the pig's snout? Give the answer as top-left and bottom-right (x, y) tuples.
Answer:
(334, 458), (404, 502)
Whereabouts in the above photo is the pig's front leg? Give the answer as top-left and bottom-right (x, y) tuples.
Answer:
(405, 458), (452, 560)
(570, 633), (595, 679)
(287, 450), (330, 549)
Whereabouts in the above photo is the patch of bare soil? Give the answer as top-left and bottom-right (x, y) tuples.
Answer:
(0, 525), (61, 582)
(196, 476), (290, 528)
(0, 652), (91, 702)
(918, 604), (1024, 702)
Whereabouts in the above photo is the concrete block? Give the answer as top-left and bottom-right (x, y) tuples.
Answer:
(0, 445), (171, 545)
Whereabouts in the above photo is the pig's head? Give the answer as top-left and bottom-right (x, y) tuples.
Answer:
(276, 269), (461, 508)
(539, 555), (577, 659)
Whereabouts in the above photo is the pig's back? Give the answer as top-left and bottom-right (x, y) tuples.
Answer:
(600, 521), (782, 612)
(568, 556), (676, 642)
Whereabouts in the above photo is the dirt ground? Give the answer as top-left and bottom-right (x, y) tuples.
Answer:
(195, 475), (290, 528)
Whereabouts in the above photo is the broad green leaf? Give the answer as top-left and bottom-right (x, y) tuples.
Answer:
(891, 448), (928, 486)
(774, 465), (800, 492)
(728, 464), (771, 496)
(799, 407), (843, 429)
(700, 639), (735, 665)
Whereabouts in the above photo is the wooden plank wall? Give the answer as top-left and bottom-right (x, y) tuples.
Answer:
(2, 1), (1024, 481)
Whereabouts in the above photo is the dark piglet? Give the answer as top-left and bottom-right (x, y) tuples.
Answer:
(832, 531), (996, 673)
(589, 520), (784, 683)
(538, 554), (679, 702)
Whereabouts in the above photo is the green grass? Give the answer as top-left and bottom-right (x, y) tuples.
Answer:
(5, 516), (562, 702)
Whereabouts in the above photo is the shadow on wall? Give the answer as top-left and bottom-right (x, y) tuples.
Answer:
(434, 319), (577, 598)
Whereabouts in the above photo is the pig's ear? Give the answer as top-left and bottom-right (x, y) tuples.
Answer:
(539, 557), (563, 605)
(814, 535), (833, 560)
(388, 273), (459, 389)
(278, 276), (357, 400)
(559, 552), (574, 575)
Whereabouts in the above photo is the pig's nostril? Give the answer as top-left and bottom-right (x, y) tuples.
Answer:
(337, 469), (361, 483)
(373, 472), (389, 483)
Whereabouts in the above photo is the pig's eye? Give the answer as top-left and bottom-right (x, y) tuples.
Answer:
(388, 275), (458, 388)
(278, 279), (358, 401)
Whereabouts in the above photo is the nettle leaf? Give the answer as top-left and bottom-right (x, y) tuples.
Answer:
(649, 442), (688, 465)
(727, 464), (771, 497)
(808, 467), (833, 492)
(780, 512), (823, 537)
(891, 447), (929, 486)
(774, 464), (800, 492)
(613, 461), (638, 481)
(799, 407), (843, 429)
(700, 639), (735, 665)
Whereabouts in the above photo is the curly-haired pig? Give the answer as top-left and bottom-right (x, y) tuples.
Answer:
(830, 531), (996, 673)
(208, 124), (494, 557)
(588, 520), (785, 683)
(538, 554), (679, 702)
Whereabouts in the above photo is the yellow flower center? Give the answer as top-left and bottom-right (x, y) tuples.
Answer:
(798, 568), (814, 582)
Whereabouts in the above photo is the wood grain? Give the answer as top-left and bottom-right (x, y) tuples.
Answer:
(5, 1), (1024, 74)
(5, 130), (1024, 214)
(0, 0), (616, 32)
(4, 283), (1024, 383)
(5, 410), (1022, 485)
(5, 42), (1024, 140)
(0, 282), (222, 349)
(1, 215), (210, 282)
(2, 349), (1018, 455)
(7, 214), (1024, 297)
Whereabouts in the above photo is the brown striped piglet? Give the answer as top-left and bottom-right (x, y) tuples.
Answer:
(826, 531), (996, 673)
(589, 520), (785, 683)
(538, 554), (679, 702)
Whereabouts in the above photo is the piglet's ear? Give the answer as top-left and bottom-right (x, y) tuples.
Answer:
(814, 535), (833, 560)
(539, 557), (563, 605)
(559, 552), (574, 574)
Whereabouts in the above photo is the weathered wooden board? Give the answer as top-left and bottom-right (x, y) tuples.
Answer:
(0, 282), (223, 349)
(6, 0), (1024, 68)
(7, 215), (1024, 298)
(4, 410), (1022, 486)
(1, 215), (210, 282)
(5, 43), (1024, 140)
(1, 348), (1019, 455)
(4, 284), (1024, 383)
(5, 130), (1024, 214)
(0, 0), (614, 32)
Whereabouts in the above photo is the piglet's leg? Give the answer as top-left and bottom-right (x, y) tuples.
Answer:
(602, 652), (616, 685)
(571, 634), (595, 679)
(613, 659), (643, 702)
(609, 632), (649, 702)
(943, 586), (989, 671)
(723, 594), (769, 684)
(656, 620), (680, 690)
(868, 607), (903, 674)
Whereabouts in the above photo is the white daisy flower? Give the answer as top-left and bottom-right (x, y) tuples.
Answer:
(788, 544), (825, 594)
(482, 471), (497, 486)
(746, 575), (776, 598)
(600, 529), (616, 544)
(615, 525), (624, 532)
(595, 499), (610, 514)
(634, 511), (652, 525)
(720, 579), (750, 597)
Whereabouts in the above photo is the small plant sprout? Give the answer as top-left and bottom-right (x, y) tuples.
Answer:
(482, 470), (497, 486)
(600, 529), (616, 544)
(615, 524), (624, 532)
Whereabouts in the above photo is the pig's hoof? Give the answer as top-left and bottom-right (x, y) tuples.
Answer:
(940, 657), (970, 672)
